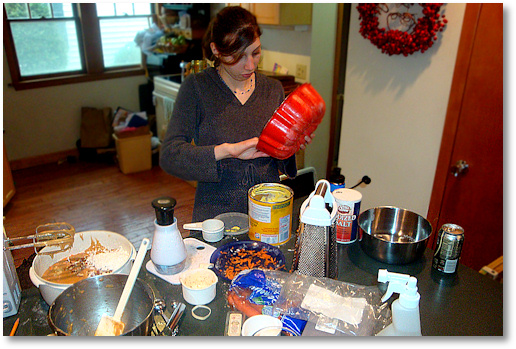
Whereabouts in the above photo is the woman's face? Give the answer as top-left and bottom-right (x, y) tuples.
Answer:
(215, 38), (262, 82)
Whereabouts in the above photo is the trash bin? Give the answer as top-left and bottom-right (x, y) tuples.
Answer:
(113, 132), (152, 174)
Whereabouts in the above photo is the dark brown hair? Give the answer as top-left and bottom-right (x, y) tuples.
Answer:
(202, 6), (262, 66)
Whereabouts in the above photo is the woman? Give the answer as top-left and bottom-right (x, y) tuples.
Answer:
(160, 6), (312, 222)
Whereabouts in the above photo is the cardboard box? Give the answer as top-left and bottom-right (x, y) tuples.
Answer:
(114, 125), (150, 139)
(113, 132), (152, 174)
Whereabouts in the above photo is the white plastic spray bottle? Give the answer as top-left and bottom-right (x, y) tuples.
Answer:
(376, 269), (422, 336)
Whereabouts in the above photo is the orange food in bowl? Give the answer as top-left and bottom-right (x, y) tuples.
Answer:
(257, 83), (325, 160)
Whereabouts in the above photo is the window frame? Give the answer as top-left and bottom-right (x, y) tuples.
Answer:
(4, 3), (149, 91)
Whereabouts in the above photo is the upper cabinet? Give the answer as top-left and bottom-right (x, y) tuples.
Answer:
(229, 3), (312, 26)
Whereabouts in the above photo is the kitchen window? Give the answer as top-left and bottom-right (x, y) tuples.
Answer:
(4, 3), (153, 90)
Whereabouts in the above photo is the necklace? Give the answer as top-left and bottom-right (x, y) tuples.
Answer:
(217, 68), (254, 95)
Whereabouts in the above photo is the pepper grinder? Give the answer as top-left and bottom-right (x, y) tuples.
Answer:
(150, 196), (187, 275)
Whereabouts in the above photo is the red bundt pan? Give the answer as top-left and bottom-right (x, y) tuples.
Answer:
(257, 83), (326, 160)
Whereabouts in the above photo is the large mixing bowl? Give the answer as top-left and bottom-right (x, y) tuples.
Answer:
(48, 274), (155, 336)
(29, 230), (136, 305)
(358, 206), (432, 264)
(257, 83), (325, 160)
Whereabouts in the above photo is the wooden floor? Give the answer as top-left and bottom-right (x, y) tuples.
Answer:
(3, 160), (196, 269)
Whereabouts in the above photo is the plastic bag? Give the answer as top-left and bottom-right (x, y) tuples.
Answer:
(227, 269), (391, 336)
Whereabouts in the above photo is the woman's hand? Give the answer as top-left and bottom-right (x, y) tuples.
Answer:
(299, 133), (315, 150)
(215, 137), (269, 160)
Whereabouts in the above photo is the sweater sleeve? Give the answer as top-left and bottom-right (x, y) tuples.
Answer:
(159, 75), (221, 182)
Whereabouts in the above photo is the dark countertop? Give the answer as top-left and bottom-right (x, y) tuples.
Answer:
(4, 197), (503, 336)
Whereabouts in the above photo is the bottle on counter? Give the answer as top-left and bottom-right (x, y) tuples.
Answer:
(329, 167), (345, 192)
(376, 269), (422, 336)
(150, 196), (187, 275)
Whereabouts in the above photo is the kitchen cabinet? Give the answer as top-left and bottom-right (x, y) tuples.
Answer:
(229, 3), (312, 26)
(3, 142), (15, 207)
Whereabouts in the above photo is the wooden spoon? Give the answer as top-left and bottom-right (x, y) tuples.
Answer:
(94, 238), (150, 336)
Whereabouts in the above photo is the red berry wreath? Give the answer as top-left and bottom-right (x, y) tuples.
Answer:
(357, 3), (447, 56)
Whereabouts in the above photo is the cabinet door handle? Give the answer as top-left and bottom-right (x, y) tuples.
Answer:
(451, 160), (469, 177)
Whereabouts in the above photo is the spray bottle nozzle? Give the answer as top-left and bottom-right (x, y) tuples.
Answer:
(378, 269), (420, 308)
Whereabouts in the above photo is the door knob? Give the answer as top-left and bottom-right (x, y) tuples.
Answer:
(451, 160), (469, 177)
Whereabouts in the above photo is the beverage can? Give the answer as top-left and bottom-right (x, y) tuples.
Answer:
(432, 223), (465, 273)
(332, 188), (362, 244)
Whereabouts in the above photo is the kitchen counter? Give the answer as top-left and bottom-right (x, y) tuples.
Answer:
(4, 197), (503, 336)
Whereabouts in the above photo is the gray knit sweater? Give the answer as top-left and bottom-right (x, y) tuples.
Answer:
(160, 67), (297, 222)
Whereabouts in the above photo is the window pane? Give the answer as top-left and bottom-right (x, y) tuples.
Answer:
(99, 17), (149, 68)
(115, 3), (134, 16)
(29, 3), (52, 19)
(134, 3), (152, 15)
(10, 21), (82, 76)
(5, 3), (29, 19)
(52, 3), (74, 18)
(96, 2), (115, 17)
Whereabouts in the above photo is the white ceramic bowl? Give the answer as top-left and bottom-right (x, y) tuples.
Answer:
(241, 315), (283, 336)
(29, 230), (136, 305)
(179, 268), (218, 305)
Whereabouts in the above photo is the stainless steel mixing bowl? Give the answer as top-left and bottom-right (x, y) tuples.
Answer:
(358, 206), (433, 264)
(48, 274), (155, 336)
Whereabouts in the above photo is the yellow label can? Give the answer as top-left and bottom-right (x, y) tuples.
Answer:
(248, 183), (293, 246)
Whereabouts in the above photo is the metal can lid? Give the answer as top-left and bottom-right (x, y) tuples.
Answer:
(441, 223), (464, 235)
(248, 183), (293, 204)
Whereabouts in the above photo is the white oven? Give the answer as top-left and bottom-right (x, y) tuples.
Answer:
(153, 74), (182, 141)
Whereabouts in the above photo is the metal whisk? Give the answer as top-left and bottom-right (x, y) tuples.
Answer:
(3, 222), (75, 255)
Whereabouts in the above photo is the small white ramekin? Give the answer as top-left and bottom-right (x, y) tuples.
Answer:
(179, 268), (218, 305)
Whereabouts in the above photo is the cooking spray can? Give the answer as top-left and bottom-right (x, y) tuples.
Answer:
(332, 188), (362, 243)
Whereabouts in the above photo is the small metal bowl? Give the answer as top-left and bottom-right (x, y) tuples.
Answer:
(358, 206), (433, 264)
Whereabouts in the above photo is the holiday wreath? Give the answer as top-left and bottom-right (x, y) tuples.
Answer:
(357, 3), (447, 56)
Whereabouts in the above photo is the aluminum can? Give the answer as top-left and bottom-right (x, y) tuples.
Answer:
(432, 223), (465, 273)
(248, 183), (293, 246)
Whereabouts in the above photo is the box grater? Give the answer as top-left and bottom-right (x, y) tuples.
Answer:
(292, 179), (338, 279)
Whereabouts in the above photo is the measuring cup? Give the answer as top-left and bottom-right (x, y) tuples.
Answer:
(183, 219), (224, 242)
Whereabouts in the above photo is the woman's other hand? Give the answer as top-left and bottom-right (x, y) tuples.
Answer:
(299, 133), (315, 150)
(215, 137), (269, 160)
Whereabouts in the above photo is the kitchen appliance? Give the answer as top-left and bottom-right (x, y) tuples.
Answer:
(48, 274), (155, 336)
(29, 230), (136, 305)
(146, 237), (215, 285)
(3, 229), (21, 318)
(358, 206), (432, 265)
(150, 196), (187, 275)
(153, 74), (181, 141)
(4, 222), (75, 254)
(293, 179), (338, 278)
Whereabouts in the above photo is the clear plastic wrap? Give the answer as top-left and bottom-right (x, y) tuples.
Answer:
(227, 269), (392, 336)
